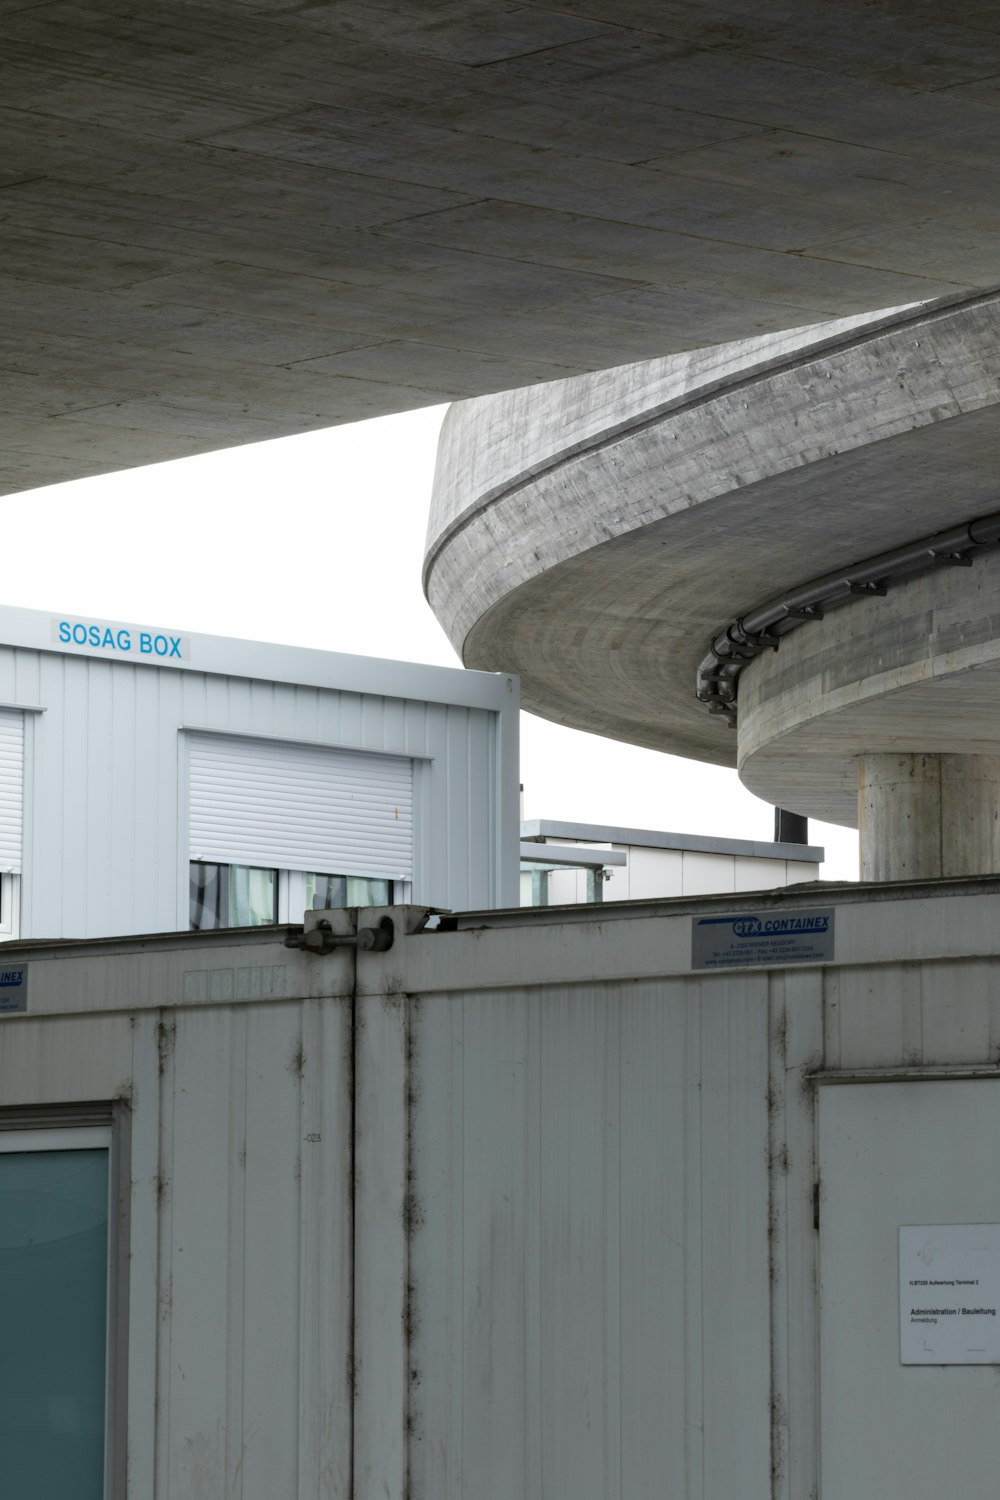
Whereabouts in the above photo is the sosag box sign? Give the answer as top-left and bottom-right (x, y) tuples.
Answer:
(692, 908), (834, 970)
(52, 615), (190, 661)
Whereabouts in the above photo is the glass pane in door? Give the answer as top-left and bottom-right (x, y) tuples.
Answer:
(0, 1147), (109, 1498)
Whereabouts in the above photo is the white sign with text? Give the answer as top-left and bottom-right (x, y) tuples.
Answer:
(900, 1224), (1000, 1363)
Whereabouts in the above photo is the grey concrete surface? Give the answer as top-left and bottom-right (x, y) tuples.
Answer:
(9, 2), (1000, 491)
(427, 305), (898, 548)
(426, 291), (1000, 780)
(737, 546), (1000, 827)
(857, 755), (1000, 882)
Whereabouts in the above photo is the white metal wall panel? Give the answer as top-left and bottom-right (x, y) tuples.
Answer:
(627, 846), (683, 899)
(0, 983), (354, 1500)
(734, 854), (787, 891)
(407, 973), (772, 1500)
(682, 849), (736, 895)
(819, 1081), (1000, 1498)
(0, 708), (23, 871)
(546, 866), (585, 904)
(824, 956), (1000, 1075)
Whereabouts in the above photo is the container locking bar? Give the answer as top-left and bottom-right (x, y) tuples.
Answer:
(284, 915), (394, 955)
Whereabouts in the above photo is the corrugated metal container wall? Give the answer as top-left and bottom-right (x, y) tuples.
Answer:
(0, 644), (503, 937)
(408, 973), (772, 1499)
(0, 934), (355, 1499)
(399, 946), (776, 1499)
(390, 887), (1000, 1500)
(12, 885), (1000, 1497)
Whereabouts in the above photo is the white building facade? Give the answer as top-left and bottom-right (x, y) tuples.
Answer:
(0, 605), (519, 940)
(519, 817), (822, 905)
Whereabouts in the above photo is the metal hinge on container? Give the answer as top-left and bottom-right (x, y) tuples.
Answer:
(284, 915), (394, 956)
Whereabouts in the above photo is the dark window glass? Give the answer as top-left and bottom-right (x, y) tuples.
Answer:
(190, 862), (228, 930)
(190, 864), (277, 930)
(307, 873), (392, 909)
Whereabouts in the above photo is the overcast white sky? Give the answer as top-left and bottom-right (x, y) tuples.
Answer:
(6, 404), (859, 879)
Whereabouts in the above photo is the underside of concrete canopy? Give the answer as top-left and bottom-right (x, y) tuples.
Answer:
(425, 289), (1000, 833)
(8, 1), (1000, 493)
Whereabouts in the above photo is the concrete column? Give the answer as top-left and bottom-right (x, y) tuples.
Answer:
(858, 754), (1000, 881)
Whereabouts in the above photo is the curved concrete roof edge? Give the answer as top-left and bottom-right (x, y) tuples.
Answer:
(423, 283), (1000, 776)
(424, 286), (998, 606)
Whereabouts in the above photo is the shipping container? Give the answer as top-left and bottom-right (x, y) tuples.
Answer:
(2, 877), (998, 1497)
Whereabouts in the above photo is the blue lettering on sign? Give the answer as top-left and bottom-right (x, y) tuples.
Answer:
(691, 906), (836, 972)
(52, 617), (188, 663)
(0, 964), (27, 1012)
(699, 913), (831, 936)
(140, 633), (183, 657)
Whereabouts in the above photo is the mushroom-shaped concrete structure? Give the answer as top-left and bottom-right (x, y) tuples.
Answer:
(425, 288), (1000, 880)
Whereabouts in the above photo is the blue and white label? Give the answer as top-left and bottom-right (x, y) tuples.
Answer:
(51, 616), (190, 662)
(0, 966), (27, 1014)
(691, 908), (834, 970)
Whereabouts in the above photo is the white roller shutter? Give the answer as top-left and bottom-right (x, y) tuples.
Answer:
(0, 709), (22, 873)
(189, 733), (413, 880)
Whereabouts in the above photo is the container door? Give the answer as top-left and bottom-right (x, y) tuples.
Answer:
(818, 1080), (1000, 1499)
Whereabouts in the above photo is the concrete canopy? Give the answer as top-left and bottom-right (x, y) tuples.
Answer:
(8, 0), (1000, 493)
(424, 291), (1000, 816)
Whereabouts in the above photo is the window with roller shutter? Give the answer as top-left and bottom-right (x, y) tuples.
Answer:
(187, 732), (412, 929)
(0, 709), (23, 939)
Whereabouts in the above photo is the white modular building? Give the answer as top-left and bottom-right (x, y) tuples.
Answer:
(519, 817), (823, 905)
(0, 604), (518, 940)
(4, 876), (1000, 1499)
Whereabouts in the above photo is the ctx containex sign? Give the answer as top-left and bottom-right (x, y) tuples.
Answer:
(691, 907), (835, 969)
(51, 616), (191, 661)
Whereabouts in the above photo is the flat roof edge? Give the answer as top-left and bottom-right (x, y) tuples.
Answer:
(0, 602), (516, 713)
(520, 819), (824, 862)
(519, 842), (628, 867)
(439, 872), (1000, 930)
